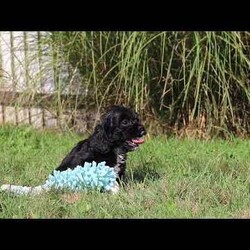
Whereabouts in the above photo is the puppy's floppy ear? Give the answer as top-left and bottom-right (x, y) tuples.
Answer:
(101, 105), (125, 142)
(103, 112), (115, 139)
(91, 124), (111, 153)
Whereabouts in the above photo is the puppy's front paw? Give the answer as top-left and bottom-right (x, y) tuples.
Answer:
(108, 181), (120, 194)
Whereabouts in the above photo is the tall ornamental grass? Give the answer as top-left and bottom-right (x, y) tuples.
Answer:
(39, 31), (250, 137)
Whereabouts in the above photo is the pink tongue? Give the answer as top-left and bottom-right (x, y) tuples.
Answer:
(132, 138), (144, 144)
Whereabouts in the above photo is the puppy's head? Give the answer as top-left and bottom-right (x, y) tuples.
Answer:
(102, 105), (146, 150)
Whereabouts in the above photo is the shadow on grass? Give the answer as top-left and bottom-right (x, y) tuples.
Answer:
(126, 164), (161, 184)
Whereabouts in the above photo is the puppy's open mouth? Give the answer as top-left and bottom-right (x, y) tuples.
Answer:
(126, 137), (144, 150)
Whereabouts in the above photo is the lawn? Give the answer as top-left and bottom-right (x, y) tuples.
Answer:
(0, 124), (249, 218)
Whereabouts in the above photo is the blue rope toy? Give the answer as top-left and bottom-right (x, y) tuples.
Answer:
(0, 161), (118, 195)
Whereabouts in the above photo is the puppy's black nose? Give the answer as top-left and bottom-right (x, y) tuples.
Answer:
(139, 125), (146, 136)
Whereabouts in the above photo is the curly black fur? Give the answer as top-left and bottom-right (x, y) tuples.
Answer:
(55, 105), (146, 181)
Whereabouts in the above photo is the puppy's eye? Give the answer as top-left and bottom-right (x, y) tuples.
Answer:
(121, 119), (129, 126)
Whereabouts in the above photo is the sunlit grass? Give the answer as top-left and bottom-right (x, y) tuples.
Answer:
(0, 125), (249, 218)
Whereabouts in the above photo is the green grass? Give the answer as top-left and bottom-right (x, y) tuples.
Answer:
(0, 124), (250, 218)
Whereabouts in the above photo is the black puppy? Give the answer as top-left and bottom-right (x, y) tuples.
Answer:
(55, 105), (146, 193)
